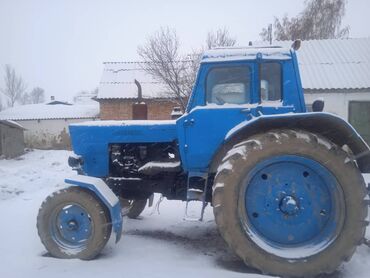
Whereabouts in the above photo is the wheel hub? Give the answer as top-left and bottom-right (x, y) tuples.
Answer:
(67, 220), (78, 231)
(279, 195), (299, 216)
(52, 204), (92, 246)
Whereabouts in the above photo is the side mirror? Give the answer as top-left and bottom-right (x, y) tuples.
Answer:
(291, 39), (301, 51)
(312, 99), (325, 112)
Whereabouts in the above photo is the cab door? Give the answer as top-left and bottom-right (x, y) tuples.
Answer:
(178, 62), (257, 171)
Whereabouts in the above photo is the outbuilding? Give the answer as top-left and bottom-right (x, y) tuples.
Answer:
(0, 120), (25, 158)
(0, 100), (99, 149)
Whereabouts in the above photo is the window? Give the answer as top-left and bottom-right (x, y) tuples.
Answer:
(349, 101), (370, 146)
(206, 66), (251, 105)
(260, 63), (282, 101)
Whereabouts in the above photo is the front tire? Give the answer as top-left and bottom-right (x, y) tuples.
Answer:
(120, 198), (147, 219)
(37, 187), (112, 259)
(213, 129), (367, 277)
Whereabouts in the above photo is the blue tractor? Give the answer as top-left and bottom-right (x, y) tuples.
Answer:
(37, 42), (370, 277)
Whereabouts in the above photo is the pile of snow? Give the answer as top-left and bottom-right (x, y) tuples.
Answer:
(0, 150), (370, 278)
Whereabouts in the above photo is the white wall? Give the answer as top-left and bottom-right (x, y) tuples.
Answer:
(304, 91), (370, 120)
(16, 118), (96, 149)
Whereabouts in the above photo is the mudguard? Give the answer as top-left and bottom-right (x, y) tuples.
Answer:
(210, 112), (370, 173)
(64, 175), (122, 242)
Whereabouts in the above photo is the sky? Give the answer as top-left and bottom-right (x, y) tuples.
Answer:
(0, 0), (370, 103)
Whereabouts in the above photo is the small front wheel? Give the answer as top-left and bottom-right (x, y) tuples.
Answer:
(37, 187), (112, 259)
(120, 198), (147, 219)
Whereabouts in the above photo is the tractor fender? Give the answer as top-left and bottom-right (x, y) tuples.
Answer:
(64, 175), (122, 242)
(209, 112), (370, 173)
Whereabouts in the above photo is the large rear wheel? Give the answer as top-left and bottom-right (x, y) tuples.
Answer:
(213, 129), (367, 277)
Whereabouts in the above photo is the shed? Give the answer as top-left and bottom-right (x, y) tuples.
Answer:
(0, 120), (25, 158)
(0, 100), (99, 149)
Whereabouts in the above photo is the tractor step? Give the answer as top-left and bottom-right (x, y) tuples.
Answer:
(184, 172), (208, 221)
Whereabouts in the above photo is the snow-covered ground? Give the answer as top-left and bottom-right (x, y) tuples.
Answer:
(0, 150), (370, 278)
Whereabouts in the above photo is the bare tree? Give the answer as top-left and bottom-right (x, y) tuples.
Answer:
(73, 88), (98, 104)
(138, 27), (192, 110)
(206, 27), (237, 49)
(29, 87), (45, 104)
(1, 65), (27, 107)
(19, 92), (31, 105)
(138, 27), (238, 109)
(178, 49), (203, 97)
(260, 0), (349, 41)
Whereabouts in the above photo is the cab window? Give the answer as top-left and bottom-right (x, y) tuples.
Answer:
(206, 66), (251, 105)
(260, 63), (282, 101)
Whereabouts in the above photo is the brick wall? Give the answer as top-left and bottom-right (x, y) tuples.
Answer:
(99, 98), (181, 120)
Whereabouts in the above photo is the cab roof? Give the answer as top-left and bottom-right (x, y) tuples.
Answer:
(201, 46), (293, 63)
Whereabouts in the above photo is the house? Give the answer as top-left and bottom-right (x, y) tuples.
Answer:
(0, 120), (25, 158)
(295, 38), (370, 145)
(0, 100), (99, 149)
(96, 62), (181, 120)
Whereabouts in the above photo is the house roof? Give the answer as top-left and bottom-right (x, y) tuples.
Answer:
(98, 38), (370, 100)
(294, 38), (370, 90)
(97, 62), (170, 100)
(0, 102), (99, 121)
(0, 120), (25, 130)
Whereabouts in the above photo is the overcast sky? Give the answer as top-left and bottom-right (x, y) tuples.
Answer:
(1, 0), (369, 103)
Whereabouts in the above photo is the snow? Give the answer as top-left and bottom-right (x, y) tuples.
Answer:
(0, 119), (25, 130)
(202, 47), (292, 63)
(0, 102), (99, 121)
(71, 120), (176, 127)
(98, 62), (170, 100)
(138, 161), (181, 172)
(198, 101), (283, 110)
(1, 149), (370, 277)
(65, 175), (119, 207)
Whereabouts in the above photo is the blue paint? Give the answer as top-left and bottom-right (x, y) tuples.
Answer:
(51, 204), (92, 247)
(243, 155), (341, 247)
(65, 178), (122, 242)
(69, 121), (177, 177)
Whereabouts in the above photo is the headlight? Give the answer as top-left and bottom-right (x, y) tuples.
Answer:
(68, 154), (84, 168)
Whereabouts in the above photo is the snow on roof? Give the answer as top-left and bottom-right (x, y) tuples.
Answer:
(296, 38), (370, 90)
(0, 120), (25, 129)
(261, 38), (370, 90)
(201, 46), (292, 62)
(97, 62), (171, 100)
(0, 102), (99, 121)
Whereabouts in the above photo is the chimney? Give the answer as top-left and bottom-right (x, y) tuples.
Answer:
(132, 79), (148, 120)
(51, 96), (55, 101)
